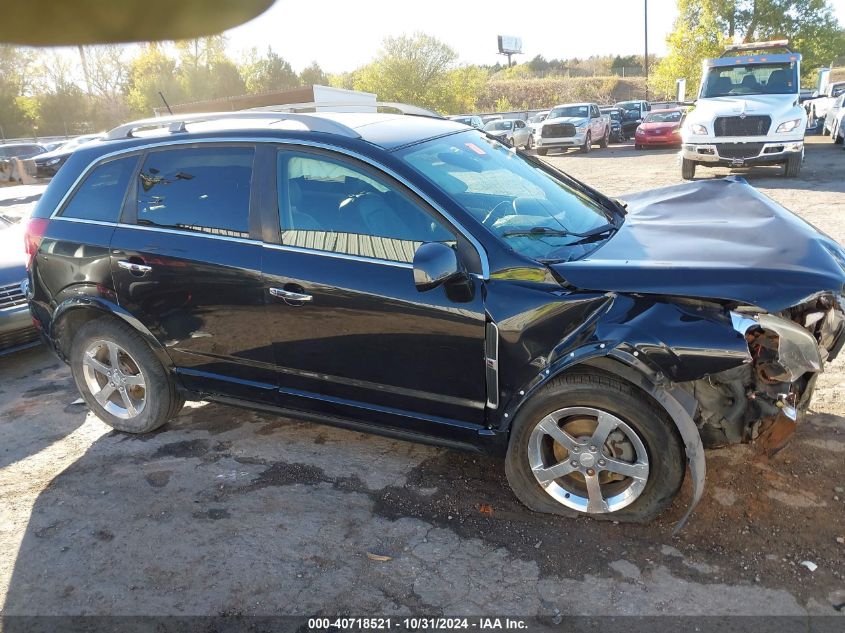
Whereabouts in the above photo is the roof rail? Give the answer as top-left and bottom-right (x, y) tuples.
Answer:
(105, 111), (361, 141)
(720, 39), (793, 56)
(247, 101), (444, 119)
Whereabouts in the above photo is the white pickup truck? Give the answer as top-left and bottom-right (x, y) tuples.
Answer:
(681, 41), (806, 179)
(805, 81), (845, 123)
(532, 103), (611, 155)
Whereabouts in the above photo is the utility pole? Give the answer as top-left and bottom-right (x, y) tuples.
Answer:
(644, 0), (649, 101)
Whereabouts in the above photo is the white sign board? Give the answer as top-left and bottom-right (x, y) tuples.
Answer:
(498, 35), (522, 55)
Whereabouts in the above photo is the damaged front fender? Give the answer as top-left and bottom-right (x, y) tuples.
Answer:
(731, 312), (824, 382)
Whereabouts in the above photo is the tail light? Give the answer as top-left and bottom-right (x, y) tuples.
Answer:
(24, 218), (49, 270)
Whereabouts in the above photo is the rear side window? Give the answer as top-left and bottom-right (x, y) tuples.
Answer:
(59, 156), (137, 222)
(136, 146), (254, 239)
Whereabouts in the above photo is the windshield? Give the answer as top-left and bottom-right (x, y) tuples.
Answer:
(485, 120), (514, 131)
(549, 105), (589, 119)
(700, 62), (798, 97)
(398, 131), (614, 262)
(644, 111), (682, 123)
(602, 110), (621, 121)
(617, 103), (642, 120)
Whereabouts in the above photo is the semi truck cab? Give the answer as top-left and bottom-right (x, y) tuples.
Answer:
(681, 40), (806, 179)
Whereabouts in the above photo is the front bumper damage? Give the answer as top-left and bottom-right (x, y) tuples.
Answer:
(688, 293), (845, 454)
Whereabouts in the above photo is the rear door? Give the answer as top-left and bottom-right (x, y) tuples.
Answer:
(110, 143), (276, 403)
(261, 146), (488, 438)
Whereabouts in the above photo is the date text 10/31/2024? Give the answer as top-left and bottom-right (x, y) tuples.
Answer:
(308, 617), (529, 630)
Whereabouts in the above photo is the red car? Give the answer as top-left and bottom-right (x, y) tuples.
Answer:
(634, 109), (684, 149)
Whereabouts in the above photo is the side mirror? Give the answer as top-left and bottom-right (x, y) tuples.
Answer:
(413, 243), (463, 292)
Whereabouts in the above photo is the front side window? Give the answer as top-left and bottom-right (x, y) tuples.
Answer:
(136, 146), (254, 238)
(398, 131), (613, 262)
(279, 152), (454, 264)
(700, 62), (798, 97)
(485, 120), (514, 131)
(60, 155), (137, 222)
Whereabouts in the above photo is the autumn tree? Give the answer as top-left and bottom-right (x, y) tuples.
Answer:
(241, 47), (299, 94)
(299, 61), (328, 86)
(353, 33), (486, 113)
(653, 0), (844, 98)
(127, 43), (185, 116)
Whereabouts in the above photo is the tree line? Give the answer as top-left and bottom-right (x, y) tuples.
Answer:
(1, 0), (842, 140)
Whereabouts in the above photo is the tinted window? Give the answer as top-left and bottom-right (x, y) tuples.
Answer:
(137, 146), (254, 238)
(279, 153), (454, 264)
(60, 156), (136, 222)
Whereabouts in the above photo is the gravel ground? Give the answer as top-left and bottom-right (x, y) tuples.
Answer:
(0, 138), (843, 621)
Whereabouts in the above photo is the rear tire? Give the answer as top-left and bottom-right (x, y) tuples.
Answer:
(70, 317), (184, 433)
(681, 157), (696, 180)
(536, 148), (548, 156)
(784, 152), (801, 178)
(504, 371), (685, 523)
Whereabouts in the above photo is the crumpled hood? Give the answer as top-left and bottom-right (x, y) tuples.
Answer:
(551, 177), (845, 312)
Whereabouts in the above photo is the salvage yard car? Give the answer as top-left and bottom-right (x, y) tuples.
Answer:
(681, 40), (807, 179)
(532, 103), (610, 155)
(25, 109), (845, 526)
(482, 118), (531, 148)
(634, 109), (684, 149)
(0, 214), (39, 355)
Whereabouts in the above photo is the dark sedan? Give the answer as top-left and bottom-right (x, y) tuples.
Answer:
(29, 134), (104, 178)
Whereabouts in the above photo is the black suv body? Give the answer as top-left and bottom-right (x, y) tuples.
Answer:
(25, 111), (845, 526)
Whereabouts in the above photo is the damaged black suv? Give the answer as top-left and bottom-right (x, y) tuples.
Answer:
(26, 109), (845, 526)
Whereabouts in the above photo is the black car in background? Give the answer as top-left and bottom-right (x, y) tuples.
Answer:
(0, 143), (45, 160)
(29, 133), (104, 178)
(25, 109), (845, 528)
(600, 107), (625, 142)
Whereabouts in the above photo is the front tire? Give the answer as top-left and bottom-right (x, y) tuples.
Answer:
(784, 152), (802, 178)
(681, 157), (696, 180)
(505, 372), (685, 523)
(599, 128), (609, 148)
(536, 148), (548, 156)
(581, 132), (592, 153)
(70, 317), (184, 433)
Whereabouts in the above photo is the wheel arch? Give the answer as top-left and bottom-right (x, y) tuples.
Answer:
(50, 296), (174, 371)
(501, 347), (705, 532)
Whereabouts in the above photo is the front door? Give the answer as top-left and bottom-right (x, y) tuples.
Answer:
(110, 143), (276, 403)
(261, 147), (488, 438)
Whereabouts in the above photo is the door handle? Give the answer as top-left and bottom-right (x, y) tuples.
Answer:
(117, 260), (152, 275)
(269, 287), (313, 302)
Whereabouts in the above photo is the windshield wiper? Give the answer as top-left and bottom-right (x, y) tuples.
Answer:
(502, 223), (617, 239)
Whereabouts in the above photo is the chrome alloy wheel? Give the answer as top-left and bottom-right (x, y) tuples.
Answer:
(527, 407), (649, 513)
(81, 340), (147, 420)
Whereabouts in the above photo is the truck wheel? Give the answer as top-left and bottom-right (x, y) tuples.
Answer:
(527, 134), (535, 150)
(784, 153), (801, 178)
(70, 317), (184, 433)
(599, 128), (609, 148)
(681, 158), (696, 180)
(537, 148), (548, 156)
(581, 132), (592, 153)
(504, 371), (685, 523)
(834, 123), (843, 144)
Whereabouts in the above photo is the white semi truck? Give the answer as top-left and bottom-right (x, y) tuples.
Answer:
(681, 41), (806, 179)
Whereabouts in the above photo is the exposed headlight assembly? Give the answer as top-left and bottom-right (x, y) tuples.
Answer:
(690, 124), (708, 135)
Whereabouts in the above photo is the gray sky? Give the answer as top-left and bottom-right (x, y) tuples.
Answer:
(225, 0), (845, 73)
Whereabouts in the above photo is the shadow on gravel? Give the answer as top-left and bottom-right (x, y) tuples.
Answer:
(2, 394), (844, 617)
(0, 346), (85, 471)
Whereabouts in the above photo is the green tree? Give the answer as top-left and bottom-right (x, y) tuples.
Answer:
(653, 0), (843, 98)
(353, 33), (458, 111)
(299, 61), (328, 86)
(126, 43), (184, 116)
(0, 45), (34, 138)
(175, 37), (245, 102)
(241, 47), (300, 94)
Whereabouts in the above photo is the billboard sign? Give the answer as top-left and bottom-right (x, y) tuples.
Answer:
(497, 35), (522, 55)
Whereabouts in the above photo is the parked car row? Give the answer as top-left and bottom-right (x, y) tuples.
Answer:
(1, 134), (104, 182)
